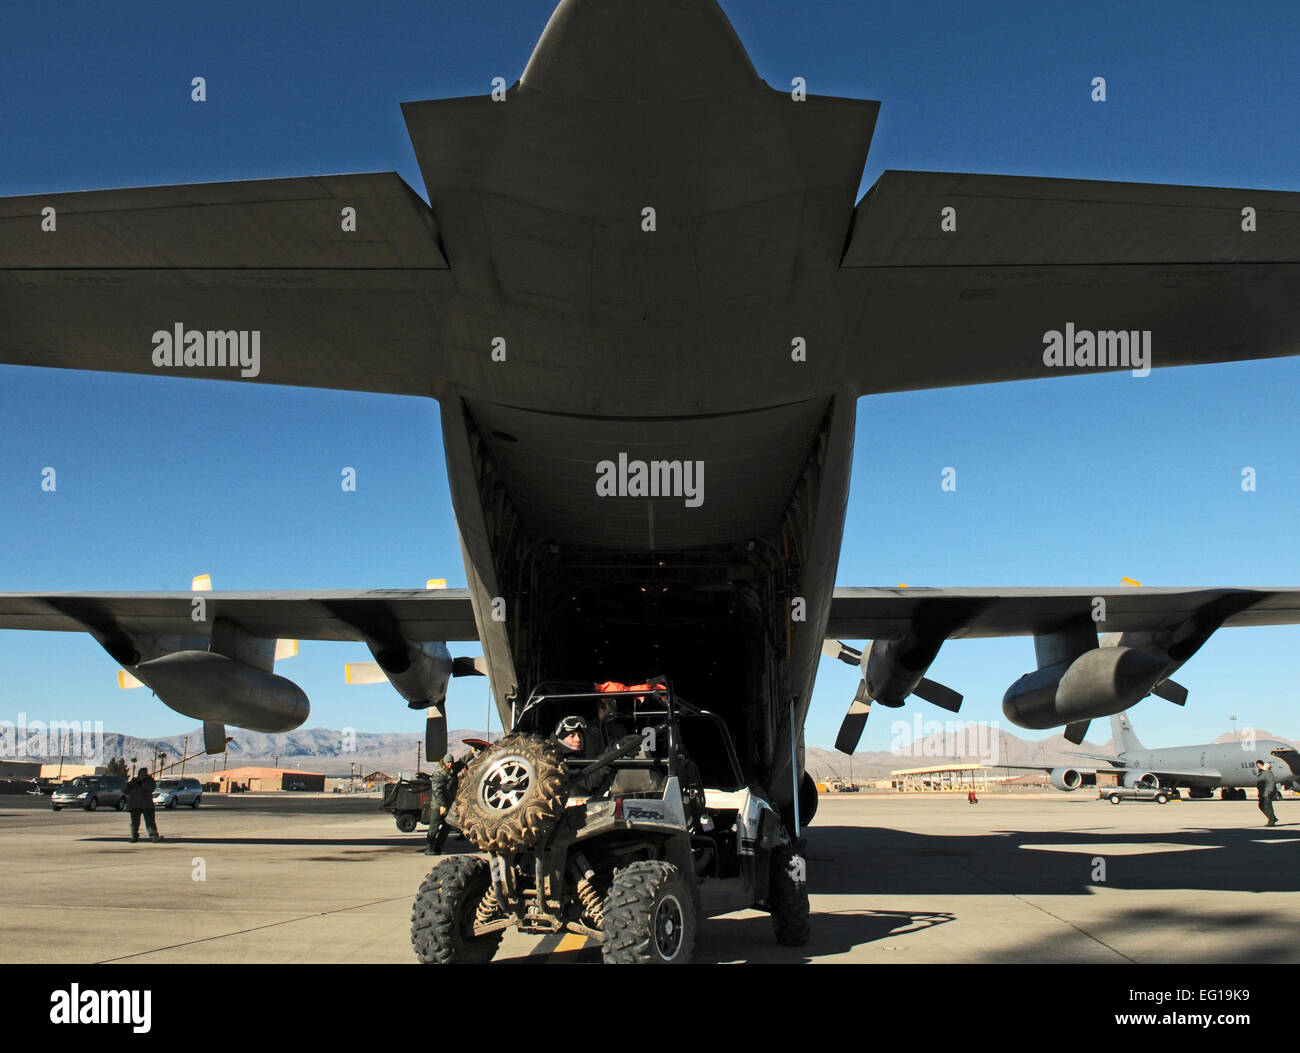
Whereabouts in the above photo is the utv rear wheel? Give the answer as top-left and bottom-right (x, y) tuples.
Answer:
(602, 861), (696, 964)
(410, 855), (504, 964)
(768, 844), (812, 946)
(455, 734), (567, 852)
(395, 812), (418, 834)
(115, 798), (126, 811)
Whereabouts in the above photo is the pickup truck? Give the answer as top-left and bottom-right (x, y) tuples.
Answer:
(1100, 786), (1180, 805)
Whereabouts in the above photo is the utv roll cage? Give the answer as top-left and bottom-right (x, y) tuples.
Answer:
(513, 677), (746, 794)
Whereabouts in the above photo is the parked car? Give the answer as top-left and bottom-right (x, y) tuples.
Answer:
(51, 775), (127, 811)
(153, 777), (203, 809)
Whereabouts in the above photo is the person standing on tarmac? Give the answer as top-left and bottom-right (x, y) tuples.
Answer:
(124, 767), (162, 843)
(424, 754), (458, 855)
(1256, 760), (1279, 826)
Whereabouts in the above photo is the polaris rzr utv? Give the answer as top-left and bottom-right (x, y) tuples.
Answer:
(410, 678), (810, 964)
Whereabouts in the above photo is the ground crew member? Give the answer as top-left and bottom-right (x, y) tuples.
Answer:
(425, 754), (457, 855)
(125, 767), (162, 843)
(1256, 759), (1278, 826)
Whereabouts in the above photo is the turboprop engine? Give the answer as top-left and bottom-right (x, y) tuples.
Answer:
(823, 633), (963, 754)
(348, 640), (486, 758)
(1049, 766), (1083, 791)
(1002, 622), (1169, 743)
(1003, 645), (1168, 729)
(367, 639), (456, 710)
(130, 651), (309, 733)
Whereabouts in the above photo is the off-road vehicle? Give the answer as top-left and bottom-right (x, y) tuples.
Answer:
(410, 679), (809, 963)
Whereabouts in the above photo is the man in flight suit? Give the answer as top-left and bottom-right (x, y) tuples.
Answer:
(424, 754), (458, 855)
(1256, 759), (1279, 827)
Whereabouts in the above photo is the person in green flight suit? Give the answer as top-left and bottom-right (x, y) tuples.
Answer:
(1256, 759), (1278, 827)
(424, 754), (459, 855)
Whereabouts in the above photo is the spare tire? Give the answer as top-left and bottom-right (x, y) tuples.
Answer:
(455, 733), (568, 852)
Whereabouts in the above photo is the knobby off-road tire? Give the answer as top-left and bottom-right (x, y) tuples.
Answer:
(455, 734), (567, 852)
(602, 860), (696, 964)
(768, 843), (812, 946)
(410, 855), (503, 964)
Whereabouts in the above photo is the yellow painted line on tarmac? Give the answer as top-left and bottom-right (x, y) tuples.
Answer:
(526, 931), (591, 962)
(556, 932), (589, 954)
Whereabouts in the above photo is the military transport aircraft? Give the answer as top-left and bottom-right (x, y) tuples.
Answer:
(1029, 712), (1300, 799)
(2, 0), (1300, 837)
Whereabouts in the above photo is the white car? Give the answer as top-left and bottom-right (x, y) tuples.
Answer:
(153, 777), (203, 808)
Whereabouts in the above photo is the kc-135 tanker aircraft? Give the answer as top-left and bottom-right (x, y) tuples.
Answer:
(2, 2), (1300, 856)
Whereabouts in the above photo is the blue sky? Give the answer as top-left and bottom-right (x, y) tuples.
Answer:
(1, 0), (1298, 753)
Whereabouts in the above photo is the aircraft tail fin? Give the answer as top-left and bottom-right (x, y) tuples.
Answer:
(1111, 711), (1144, 754)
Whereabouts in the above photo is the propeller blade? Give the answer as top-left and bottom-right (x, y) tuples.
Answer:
(913, 677), (963, 713)
(275, 639), (299, 660)
(203, 721), (231, 755)
(834, 682), (872, 755)
(345, 661), (388, 685)
(452, 655), (488, 677)
(822, 639), (863, 666)
(425, 704), (447, 760)
(117, 669), (144, 689)
(1063, 719), (1092, 745)
(1151, 679), (1188, 706)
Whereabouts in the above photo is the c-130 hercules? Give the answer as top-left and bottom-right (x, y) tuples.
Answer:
(1, 0), (1300, 955)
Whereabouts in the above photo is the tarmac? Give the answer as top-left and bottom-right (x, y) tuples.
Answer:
(1, 791), (1296, 963)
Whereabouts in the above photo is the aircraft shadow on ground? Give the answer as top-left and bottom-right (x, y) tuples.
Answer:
(806, 822), (1300, 896)
(80, 835), (449, 850)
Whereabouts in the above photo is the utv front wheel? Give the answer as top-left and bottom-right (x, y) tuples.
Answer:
(768, 844), (812, 946)
(411, 855), (504, 964)
(602, 860), (696, 964)
(455, 734), (567, 852)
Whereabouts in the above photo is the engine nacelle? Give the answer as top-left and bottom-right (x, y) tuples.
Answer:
(1002, 646), (1168, 730)
(1050, 767), (1084, 792)
(132, 651), (310, 733)
(864, 634), (942, 707)
(1122, 770), (1158, 789)
(368, 640), (454, 710)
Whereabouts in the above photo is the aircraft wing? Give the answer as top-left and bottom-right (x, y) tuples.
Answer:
(826, 586), (1300, 640)
(0, 173), (448, 396)
(840, 171), (1300, 394)
(0, 589), (480, 646)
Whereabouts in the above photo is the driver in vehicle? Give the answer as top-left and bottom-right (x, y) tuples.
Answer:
(553, 715), (589, 757)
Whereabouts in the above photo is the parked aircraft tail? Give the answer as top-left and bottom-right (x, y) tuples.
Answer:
(1111, 711), (1144, 753)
